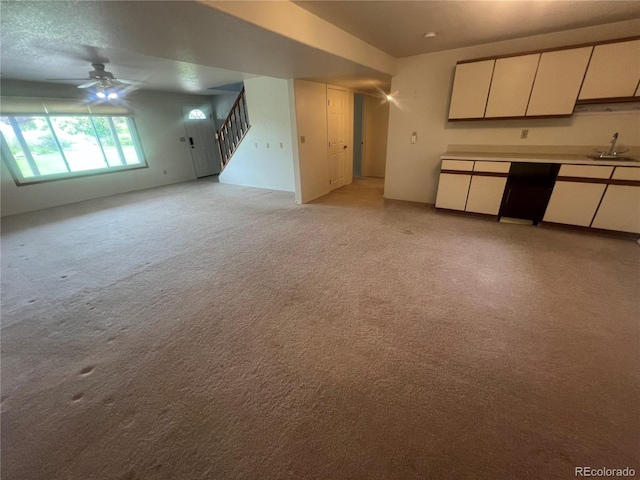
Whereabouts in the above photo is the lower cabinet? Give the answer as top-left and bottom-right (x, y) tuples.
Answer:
(465, 176), (507, 215)
(435, 173), (471, 210)
(543, 181), (606, 226)
(591, 185), (640, 233)
(436, 159), (639, 235)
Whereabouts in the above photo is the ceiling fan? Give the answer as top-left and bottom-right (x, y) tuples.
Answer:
(48, 63), (138, 98)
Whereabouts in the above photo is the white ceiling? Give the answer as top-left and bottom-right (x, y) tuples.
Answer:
(1, 1), (639, 96)
(294, 1), (640, 58)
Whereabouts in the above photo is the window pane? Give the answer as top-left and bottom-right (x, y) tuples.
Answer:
(15, 117), (68, 175)
(49, 117), (107, 172)
(0, 117), (35, 177)
(188, 109), (206, 119)
(112, 117), (141, 165)
(92, 117), (122, 166)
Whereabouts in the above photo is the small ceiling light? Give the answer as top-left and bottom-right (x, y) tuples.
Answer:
(107, 92), (118, 100)
(423, 32), (437, 38)
(385, 93), (393, 101)
(96, 90), (106, 99)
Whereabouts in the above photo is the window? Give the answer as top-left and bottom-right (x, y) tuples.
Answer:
(188, 109), (206, 119)
(0, 114), (146, 185)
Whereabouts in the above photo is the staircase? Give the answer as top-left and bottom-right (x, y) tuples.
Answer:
(216, 87), (250, 171)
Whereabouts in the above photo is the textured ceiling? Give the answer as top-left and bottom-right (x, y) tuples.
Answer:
(0, 1), (392, 95)
(1, 1), (639, 96)
(294, 1), (640, 57)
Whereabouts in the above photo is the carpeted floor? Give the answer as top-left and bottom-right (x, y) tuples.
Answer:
(1, 177), (638, 480)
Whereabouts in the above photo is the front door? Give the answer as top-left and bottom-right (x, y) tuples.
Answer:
(327, 87), (348, 190)
(182, 106), (219, 177)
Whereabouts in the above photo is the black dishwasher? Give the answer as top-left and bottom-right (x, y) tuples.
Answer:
(499, 163), (560, 224)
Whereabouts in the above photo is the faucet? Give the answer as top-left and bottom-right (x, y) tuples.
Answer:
(606, 132), (618, 156)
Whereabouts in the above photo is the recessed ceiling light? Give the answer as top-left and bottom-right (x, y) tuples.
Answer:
(423, 32), (437, 38)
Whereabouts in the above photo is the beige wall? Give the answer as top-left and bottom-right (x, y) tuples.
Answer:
(291, 80), (354, 204)
(219, 77), (295, 192)
(0, 81), (211, 216)
(363, 95), (389, 178)
(384, 19), (640, 204)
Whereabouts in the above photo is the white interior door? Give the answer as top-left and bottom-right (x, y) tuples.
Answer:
(182, 105), (219, 178)
(327, 88), (348, 190)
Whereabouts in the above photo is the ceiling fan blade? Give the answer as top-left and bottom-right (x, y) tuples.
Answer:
(116, 79), (140, 85)
(77, 80), (99, 89)
(45, 78), (91, 81)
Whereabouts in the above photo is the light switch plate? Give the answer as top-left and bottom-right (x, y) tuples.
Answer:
(411, 132), (417, 144)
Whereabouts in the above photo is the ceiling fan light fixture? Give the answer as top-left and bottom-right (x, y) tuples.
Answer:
(96, 88), (106, 99)
(107, 92), (118, 100)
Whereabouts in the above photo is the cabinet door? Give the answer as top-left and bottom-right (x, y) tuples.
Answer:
(448, 60), (495, 119)
(543, 181), (606, 226)
(435, 174), (471, 211)
(466, 176), (507, 215)
(591, 185), (640, 233)
(578, 40), (640, 100)
(526, 47), (592, 116)
(485, 54), (540, 118)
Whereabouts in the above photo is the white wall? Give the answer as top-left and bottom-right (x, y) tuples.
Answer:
(384, 20), (640, 204)
(1, 81), (213, 216)
(218, 77), (295, 192)
(211, 92), (238, 130)
(291, 80), (355, 203)
(209, 1), (396, 77)
(363, 95), (389, 178)
(291, 80), (330, 203)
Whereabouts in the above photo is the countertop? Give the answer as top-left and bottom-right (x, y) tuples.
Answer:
(441, 151), (640, 167)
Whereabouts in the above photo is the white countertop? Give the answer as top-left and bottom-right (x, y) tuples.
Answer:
(441, 151), (640, 167)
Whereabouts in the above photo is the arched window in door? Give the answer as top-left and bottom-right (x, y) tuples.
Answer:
(188, 109), (206, 120)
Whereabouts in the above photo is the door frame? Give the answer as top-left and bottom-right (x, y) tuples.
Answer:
(182, 104), (220, 178)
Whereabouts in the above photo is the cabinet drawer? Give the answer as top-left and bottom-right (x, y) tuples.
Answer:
(558, 164), (613, 179)
(441, 160), (474, 172)
(612, 167), (640, 181)
(473, 161), (510, 173)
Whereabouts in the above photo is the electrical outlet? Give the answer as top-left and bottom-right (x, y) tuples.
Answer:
(300, 136), (306, 144)
(255, 143), (258, 148)
(163, 170), (167, 175)
(411, 132), (417, 144)
(179, 137), (186, 142)
(280, 142), (284, 149)
(520, 129), (529, 139)
(266, 142), (270, 149)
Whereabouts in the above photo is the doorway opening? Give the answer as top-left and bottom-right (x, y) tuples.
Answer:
(353, 94), (365, 178)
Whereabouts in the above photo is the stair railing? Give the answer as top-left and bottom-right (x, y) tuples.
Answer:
(216, 87), (250, 170)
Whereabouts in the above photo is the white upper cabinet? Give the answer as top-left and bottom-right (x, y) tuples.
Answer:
(485, 54), (540, 118)
(578, 40), (640, 100)
(526, 47), (593, 116)
(448, 60), (495, 119)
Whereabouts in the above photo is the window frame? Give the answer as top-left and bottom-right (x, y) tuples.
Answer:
(1, 114), (147, 186)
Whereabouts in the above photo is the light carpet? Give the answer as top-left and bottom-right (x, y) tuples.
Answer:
(1, 177), (638, 479)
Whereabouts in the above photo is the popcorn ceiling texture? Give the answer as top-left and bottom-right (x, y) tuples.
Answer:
(1, 178), (638, 479)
